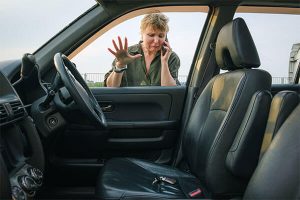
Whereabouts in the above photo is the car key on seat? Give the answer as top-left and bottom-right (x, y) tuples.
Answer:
(152, 176), (176, 185)
(152, 176), (161, 185)
(160, 176), (176, 184)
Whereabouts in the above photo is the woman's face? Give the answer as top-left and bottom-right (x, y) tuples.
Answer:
(141, 26), (167, 53)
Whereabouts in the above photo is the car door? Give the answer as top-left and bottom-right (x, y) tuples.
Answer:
(43, 6), (210, 187)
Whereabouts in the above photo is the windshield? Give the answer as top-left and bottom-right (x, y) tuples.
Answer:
(0, 0), (96, 61)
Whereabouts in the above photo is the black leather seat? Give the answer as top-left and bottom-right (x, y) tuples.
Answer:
(260, 90), (299, 156)
(243, 102), (300, 199)
(96, 18), (272, 199)
(97, 158), (202, 199)
(226, 90), (299, 184)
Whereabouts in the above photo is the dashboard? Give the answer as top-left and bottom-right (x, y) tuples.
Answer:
(0, 70), (44, 200)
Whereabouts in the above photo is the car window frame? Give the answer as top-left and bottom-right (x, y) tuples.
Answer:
(235, 6), (300, 85)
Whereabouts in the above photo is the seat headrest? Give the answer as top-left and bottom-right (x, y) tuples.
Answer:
(215, 18), (260, 70)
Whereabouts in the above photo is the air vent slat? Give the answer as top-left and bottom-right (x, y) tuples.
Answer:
(10, 101), (25, 119)
(0, 104), (9, 124)
(0, 101), (26, 126)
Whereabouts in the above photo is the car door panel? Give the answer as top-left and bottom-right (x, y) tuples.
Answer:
(98, 93), (172, 121)
(47, 86), (186, 186)
(56, 86), (186, 159)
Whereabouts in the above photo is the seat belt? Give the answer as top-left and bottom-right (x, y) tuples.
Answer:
(172, 43), (218, 167)
(192, 43), (219, 107)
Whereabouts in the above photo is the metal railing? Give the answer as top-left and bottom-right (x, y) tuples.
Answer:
(272, 77), (293, 84)
(81, 73), (292, 86)
(82, 73), (106, 83)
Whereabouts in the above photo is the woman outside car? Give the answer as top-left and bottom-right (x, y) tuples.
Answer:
(104, 13), (180, 87)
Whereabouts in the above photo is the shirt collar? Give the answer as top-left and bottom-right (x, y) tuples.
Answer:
(129, 41), (143, 54)
(130, 41), (162, 58)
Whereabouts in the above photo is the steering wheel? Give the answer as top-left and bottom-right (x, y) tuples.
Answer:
(53, 52), (107, 128)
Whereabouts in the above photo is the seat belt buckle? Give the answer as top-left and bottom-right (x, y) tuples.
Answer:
(189, 188), (202, 198)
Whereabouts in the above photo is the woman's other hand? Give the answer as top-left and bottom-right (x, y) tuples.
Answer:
(108, 36), (142, 67)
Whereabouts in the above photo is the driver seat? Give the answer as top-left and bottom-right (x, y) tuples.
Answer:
(95, 18), (272, 199)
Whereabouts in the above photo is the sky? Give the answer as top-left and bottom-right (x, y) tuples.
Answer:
(0, 0), (299, 79)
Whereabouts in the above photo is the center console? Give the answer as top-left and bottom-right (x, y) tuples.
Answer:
(10, 165), (43, 200)
(0, 71), (45, 200)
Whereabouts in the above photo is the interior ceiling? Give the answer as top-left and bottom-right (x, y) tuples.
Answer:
(97, 0), (300, 7)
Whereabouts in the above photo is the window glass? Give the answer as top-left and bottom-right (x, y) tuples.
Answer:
(0, 0), (95, 60)
(71, 10), (208, 87)
(234, 11), (300, 84)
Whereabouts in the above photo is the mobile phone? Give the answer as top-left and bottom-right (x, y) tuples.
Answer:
(162, 35), (168, 56)
(162, 45), (167, 56)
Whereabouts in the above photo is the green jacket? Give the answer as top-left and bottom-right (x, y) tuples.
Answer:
(104, 42), (180, 87)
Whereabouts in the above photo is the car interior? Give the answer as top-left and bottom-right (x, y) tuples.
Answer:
(0, 0), (299, 200)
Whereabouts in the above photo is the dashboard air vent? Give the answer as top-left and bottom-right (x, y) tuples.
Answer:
(0, 104), (9, 124)
(10, 101), (25, 119)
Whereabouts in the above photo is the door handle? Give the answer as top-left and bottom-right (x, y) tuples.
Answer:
(101, 104), (113, 112)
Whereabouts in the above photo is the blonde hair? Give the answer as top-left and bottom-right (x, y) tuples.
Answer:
(140, 13), (169, 33)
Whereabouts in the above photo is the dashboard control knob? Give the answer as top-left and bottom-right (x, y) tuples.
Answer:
(11, 186), (27, 200)
(27, 167), (43, 185)
(18, 175), (37, 196)
(48, 117), (58, 127)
